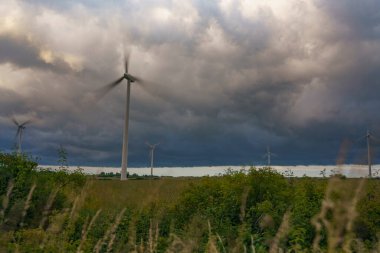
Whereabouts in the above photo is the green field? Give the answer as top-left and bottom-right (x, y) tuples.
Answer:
(1, 153), (380, 252)
(84, 178), (195, 210)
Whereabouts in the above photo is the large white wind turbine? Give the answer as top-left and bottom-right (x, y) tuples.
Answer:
(96, 52), (143, 180)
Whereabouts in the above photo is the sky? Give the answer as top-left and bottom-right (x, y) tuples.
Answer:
(0, 0), (379, 166)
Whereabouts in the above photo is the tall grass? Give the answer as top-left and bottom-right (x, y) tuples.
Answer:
(0, 180), (14, 224)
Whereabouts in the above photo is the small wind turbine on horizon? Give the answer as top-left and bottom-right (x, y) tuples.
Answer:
(95, 51), (144, 180)
(263, 146), (277, 166)
(358, 129), (377, 177)
(12, 117), (32, 155)
(146, 142), (159, 177)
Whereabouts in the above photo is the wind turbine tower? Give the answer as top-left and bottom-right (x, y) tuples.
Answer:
(146, 142), (159, 177)
(358, 129), (376, 178)
(366, 129), (372, 178)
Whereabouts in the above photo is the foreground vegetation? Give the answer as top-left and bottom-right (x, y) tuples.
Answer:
(0, 152), (379, 252)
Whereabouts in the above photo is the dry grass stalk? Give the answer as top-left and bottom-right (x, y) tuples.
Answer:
(342, 179), (365, 252)
(149, 219), (154, 253)
(240, 186), (251, 222)
(165, 233), (195, 253)
(312, 176), (341, 252)
(69, 196), (80, 222)
(154, 220), (159, 252)
(312, 177), (366, 253)
(312, 198), (333, 252)
(148, 219), (160, 253)
(94, 238), (103, 253)
(140, 237), (145, 253)
(69, 180), (91, 225)
(77, 209), (102, 253)
(0, 180), (14, 223)
(39, 188), (59, 229)
(216, 233), (226, 253)
(250, 235), (256, 253)
(39, 208), (71, 250)
(312, 178), (339, 252)
(206, 220), (220, 253)
(77, 216), (90, 252)
(19, 182), (36, 228)
(127, 217), (138, 252)
(94, 208), (126, 253)
(269, 210), (290, 253)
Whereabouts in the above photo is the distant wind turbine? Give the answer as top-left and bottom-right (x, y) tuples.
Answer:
(263, 146), (277, 166)
(12, 117), (32, 154)
(358, 129), (377, 177)
(146, 142), (159, 177)
(95, 51), (144, 180)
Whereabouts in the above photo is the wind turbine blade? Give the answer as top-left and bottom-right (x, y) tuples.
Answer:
(372, 135), (380, 143)
(20, 119), (33, 126)
(11, 117), (20, 126)
(136, 79), (171, 101)
(354, 135), (366, 142)
(128, 74), (143, 83)
(124, 51), (130, 73)
(95, 76), (124, 100)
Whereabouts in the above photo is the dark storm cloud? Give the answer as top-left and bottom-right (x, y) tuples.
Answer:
(0, 35), (46, 68)
(0, 34), (74, 72)
(0, 0), (379, 166)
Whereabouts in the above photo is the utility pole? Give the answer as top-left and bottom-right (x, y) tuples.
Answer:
(146, 142), (159, 177)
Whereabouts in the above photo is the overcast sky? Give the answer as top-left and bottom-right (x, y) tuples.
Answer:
(0, 0), (379, 166)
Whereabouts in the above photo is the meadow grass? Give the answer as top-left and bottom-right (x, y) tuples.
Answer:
(1, 153), (380, 252)
(82, 177), (196, 211)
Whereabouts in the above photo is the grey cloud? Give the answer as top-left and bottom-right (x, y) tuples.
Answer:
(0, 34), (74, 72)
(0, 35), (46, 68)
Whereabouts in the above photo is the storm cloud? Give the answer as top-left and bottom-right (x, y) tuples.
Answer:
(0, 0), (379, 166)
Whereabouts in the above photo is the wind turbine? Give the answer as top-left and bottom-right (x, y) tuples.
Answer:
(96, 52), (143, 180)
(146, 142), (159, 177)
(358, 129), (377, 177)
(263, 146), (277, 166)
(12, 117), (32, 154)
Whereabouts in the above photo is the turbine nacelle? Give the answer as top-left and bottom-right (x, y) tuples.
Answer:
(123, 73), (136, 83)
